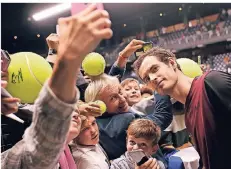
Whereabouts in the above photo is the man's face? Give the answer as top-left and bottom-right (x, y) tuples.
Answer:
(97, 83), (129, 113)
(68, 111), (82, 142)
(138, 56), (178, 95)
(126, 135), (158, 156)
(76, 116), (99, 146)
(122, 81), (142, 106)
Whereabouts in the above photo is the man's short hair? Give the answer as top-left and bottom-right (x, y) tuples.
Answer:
(127, 119), (161, 145)
(121, 78), (140, 88)
(133, 47), (181, 77)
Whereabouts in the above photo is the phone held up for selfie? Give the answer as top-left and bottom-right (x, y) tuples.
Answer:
(1, 49), (11, 72)
(134, 42), (153, 58)
(127, 149), (149, 166)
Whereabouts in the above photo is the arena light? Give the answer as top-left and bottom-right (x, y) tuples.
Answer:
(197, 44), (204, 48)
(32, 3), (71, 21)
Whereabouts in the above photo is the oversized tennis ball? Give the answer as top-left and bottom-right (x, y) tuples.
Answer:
(82, 52), (106, 76)
(6, 52), (52, 103)
(177, 58), (203, 78)
(94, 100), (107, 114)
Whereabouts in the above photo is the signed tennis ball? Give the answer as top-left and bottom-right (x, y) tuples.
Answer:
(6, 52), (52, 103)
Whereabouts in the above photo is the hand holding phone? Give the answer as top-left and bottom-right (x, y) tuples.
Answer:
(119, 39), (144, 59)
(134, 42), (153, 58)
(135, 158), (159, 169)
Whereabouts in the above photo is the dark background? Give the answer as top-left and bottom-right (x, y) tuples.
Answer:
(2, 3), (231, 55)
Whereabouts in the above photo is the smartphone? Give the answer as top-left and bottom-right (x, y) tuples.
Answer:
(135, 42), (153, 58)
(1, 49), (11, 72)
(127, 149), (149, 166)
(71, 3), (104, 15)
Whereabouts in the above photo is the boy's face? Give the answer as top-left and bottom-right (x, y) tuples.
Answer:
(126, 134), (158, 156)
(76, 116), (99, 146)
(122, 81), (142, 106)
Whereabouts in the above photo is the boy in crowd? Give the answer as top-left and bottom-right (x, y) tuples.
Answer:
(121, 78), (142, 107)
(71, 116), (110, 169)
(121, 78), (155, 115)
(111, 119), (165, 169)
(72, 116), (161, 169)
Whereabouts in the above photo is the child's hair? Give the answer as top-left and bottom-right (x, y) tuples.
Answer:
(121, 78), (140, 88)
(127, 119), (161, 145)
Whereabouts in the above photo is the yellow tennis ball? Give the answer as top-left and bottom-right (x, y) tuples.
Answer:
(94, 100), (107, 114)
(82, 52), (106, 76)
(6, 52), (52, 103)
(177, 58), (203, 78)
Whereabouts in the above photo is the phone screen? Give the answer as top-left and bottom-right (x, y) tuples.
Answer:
(1, 50), (11, 72)
(128, 150), (149, 166)
(135, 42), (153, 58)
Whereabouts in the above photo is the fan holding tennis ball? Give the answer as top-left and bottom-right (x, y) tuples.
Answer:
(82, 52), (106, 77)
(78, 101), (106, 117)
(94, 100), (107, 114)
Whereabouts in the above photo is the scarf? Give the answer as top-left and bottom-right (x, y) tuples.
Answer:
(59, 145), (76, 169)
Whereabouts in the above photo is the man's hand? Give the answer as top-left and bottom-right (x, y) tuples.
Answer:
(119, 39), (144, 59)
(78, 102), (101, 117)
(135, 158), (160, 169)
(46, 33), (59, 50)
